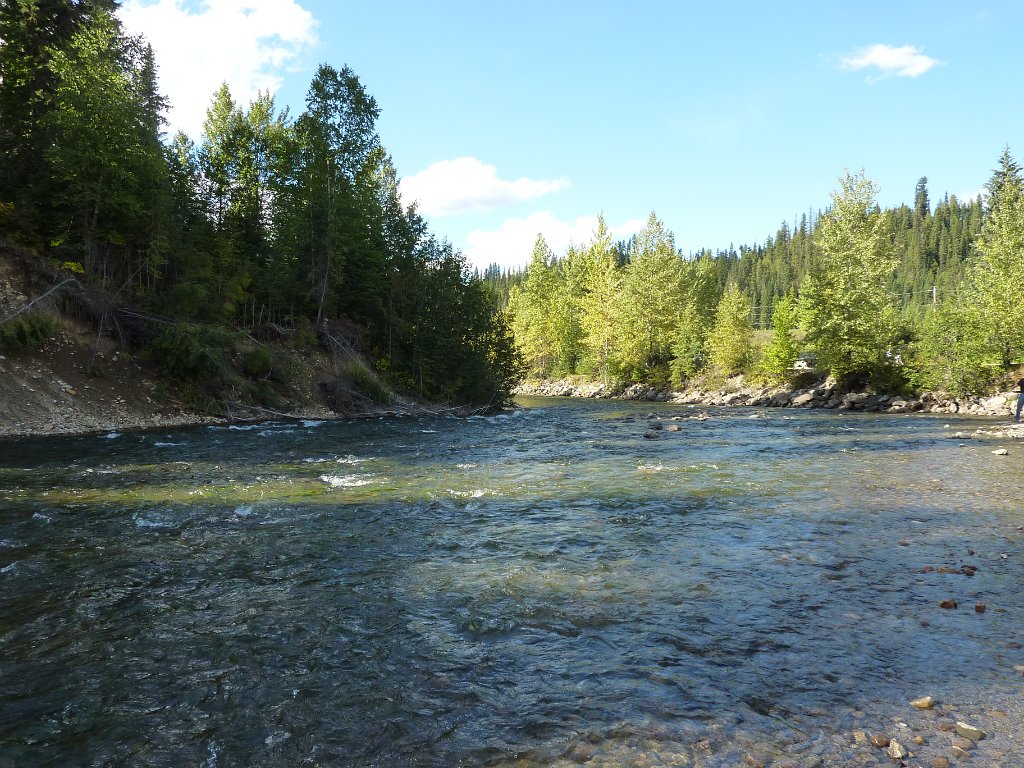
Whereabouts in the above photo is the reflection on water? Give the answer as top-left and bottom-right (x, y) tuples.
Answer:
(2, 398), (1023, 767)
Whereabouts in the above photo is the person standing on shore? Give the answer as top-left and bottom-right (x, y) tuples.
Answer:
(1016, 377), (1024, 423)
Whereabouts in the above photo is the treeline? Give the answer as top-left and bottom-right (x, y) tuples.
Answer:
(503, 158), (1023, 396)
(0, 1), (522, 406)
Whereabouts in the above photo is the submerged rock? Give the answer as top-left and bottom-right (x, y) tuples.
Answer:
(911, 696), (934, 709)
(955, 722), (987, 740)
(885, 739), (908, 759)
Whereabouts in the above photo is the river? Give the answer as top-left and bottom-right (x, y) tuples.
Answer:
(2, 397), (1023, 767)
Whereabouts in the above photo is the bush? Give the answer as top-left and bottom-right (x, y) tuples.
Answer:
(241, 347), (273, 378)
(149, 323), (235, 384)
(340, 359), (392, 404)
(0, 311), (61, 352)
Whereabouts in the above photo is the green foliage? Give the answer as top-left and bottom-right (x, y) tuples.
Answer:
(799, 170), (898, 381)
(669, 304), (709, 386)
(339, 359), (392, 404)
(579, 216), (621, 383)
(759, 293), (800, 380)
(910, 303), (996, 397)
(707, 283), (753, 375)
(966, 170), (1024, 366)
(0, 311), (61, 352)
(614, 212), (684, 383)
(241, 347), (273, 378)
(149, 324), (236, 384)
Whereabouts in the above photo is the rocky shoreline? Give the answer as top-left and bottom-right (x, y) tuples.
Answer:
(516, 378), (1024, 439)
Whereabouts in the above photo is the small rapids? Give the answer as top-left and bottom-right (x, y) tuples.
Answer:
(1, 398), (1023, 767)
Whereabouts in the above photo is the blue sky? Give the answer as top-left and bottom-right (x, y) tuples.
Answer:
(120, 1), (1024, 271)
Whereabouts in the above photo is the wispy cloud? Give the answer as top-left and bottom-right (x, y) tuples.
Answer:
(400, 157), (569, 217)
(463, 212), (645, 271)
(840, 44), (940, 81)
(119, 0), (319, 137)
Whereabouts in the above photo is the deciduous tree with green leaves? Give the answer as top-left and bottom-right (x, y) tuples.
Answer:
(614, 212), (684, 383)
(759, 292), (800, 380)
(968, 154), (1024, 366)
(707, 282), (753, 375)
(799, 170), (898, 383)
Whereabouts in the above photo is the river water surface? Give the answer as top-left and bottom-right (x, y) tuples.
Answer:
(2, 397), (1024, 767)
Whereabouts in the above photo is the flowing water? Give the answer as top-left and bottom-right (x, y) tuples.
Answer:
(2, 397), (1024, 767)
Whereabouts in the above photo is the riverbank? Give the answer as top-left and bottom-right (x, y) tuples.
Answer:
(0, 323), (450, 439)
(515, 377), (1024, 439)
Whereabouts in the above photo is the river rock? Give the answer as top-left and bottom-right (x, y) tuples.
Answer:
(939, 599), (958, 609)
(870, 733), (890, 748)
(975, 601), (986, 613)
(791, 392), (815, 407)
(665, 424), (681, 432)
(911, 696), (934, 709)
(929, 758), (951, 768)
(955, 722), (986, 740)
(952, 737), (975, 751)
(643, 431), (658, 439)
(992, 448), (1009, 455)
(885, 740), (908, 759)
(950, 745), (971, 760)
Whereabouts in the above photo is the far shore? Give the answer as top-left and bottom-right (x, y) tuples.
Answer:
(515, 378), (1024, 440)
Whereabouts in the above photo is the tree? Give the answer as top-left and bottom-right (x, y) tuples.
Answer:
(986, 145), (1023, 213)
(43, 8), (169, 283)
(614, 212), (684, 382)
(911, 302), (991, 396)
(760, 292), (799, 380)
(968, 159), (1024, 366)
(580, 215), (621, 384)
(550, 244), (588, 375)
(914, 176), (930, 221)
(509, 235), (558, 376)
(799, 170), (898, 383)
(707, 283), (753, 375)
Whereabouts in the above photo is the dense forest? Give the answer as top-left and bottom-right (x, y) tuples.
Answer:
(0, 0), (523, 409)
(496, 157), (1023, 396)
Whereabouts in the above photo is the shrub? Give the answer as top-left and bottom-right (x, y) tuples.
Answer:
(241, 347), (273, 378)
(149, 323), (235, 384)
(340, 359), (392, 404)
(0, 311), (61, 352)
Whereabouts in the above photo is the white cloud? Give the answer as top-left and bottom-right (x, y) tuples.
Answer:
(463, 212), (646, 272)
(400, 157), (569, 217)
(840, 44), (940, 81)
(119, 0), (318, 137)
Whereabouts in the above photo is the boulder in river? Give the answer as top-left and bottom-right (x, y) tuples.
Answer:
(911, 696), (934, 709)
